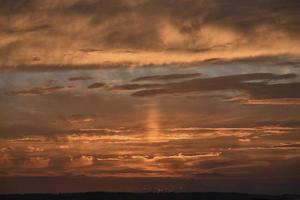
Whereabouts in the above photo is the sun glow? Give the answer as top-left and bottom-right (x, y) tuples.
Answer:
(146, 100), (161, 142)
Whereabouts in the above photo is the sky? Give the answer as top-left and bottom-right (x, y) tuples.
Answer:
(0, 0), (300, 194)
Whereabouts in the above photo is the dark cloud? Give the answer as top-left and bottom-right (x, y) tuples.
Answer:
(223, 56), (300, 66)
(114, 73), (300, 100)
(79, 48), (104, 53)
(69, 76), (93, 81)
(198, 159), (245, 170)
(87, 82), (106, 89)
(113, 83), (162, 90)
(12, 85), (72, 96)
(0, 24), (51, 34)
(132, 73), (201, 82)
(0, 0), (37, 14)
(62, 0), (300, 40)
(191, 55), (300, 68)
(64, 0), (163, 50)
(1, 54), (299, 71)
(0, 124), (60, 138)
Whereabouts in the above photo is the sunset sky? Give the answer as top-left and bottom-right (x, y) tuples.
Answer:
(1, 0), (300, 194)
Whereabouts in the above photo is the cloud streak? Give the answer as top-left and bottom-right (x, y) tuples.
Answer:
(12, 85), (73, 96)
(114, 73), (300, 103)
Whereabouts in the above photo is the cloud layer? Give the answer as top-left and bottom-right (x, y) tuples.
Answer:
(0, 0), (300, 67)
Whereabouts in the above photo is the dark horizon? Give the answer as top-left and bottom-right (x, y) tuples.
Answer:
(1, 176), (300, 195)
(1, 192), (300, 200)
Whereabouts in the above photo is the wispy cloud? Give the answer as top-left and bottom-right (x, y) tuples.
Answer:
(12, 85), (73, 96)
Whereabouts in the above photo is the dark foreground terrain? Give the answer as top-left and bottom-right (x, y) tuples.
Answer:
(1, 192), (300, 200)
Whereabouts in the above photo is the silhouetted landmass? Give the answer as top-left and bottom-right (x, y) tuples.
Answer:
(1, 192), (300, 200)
